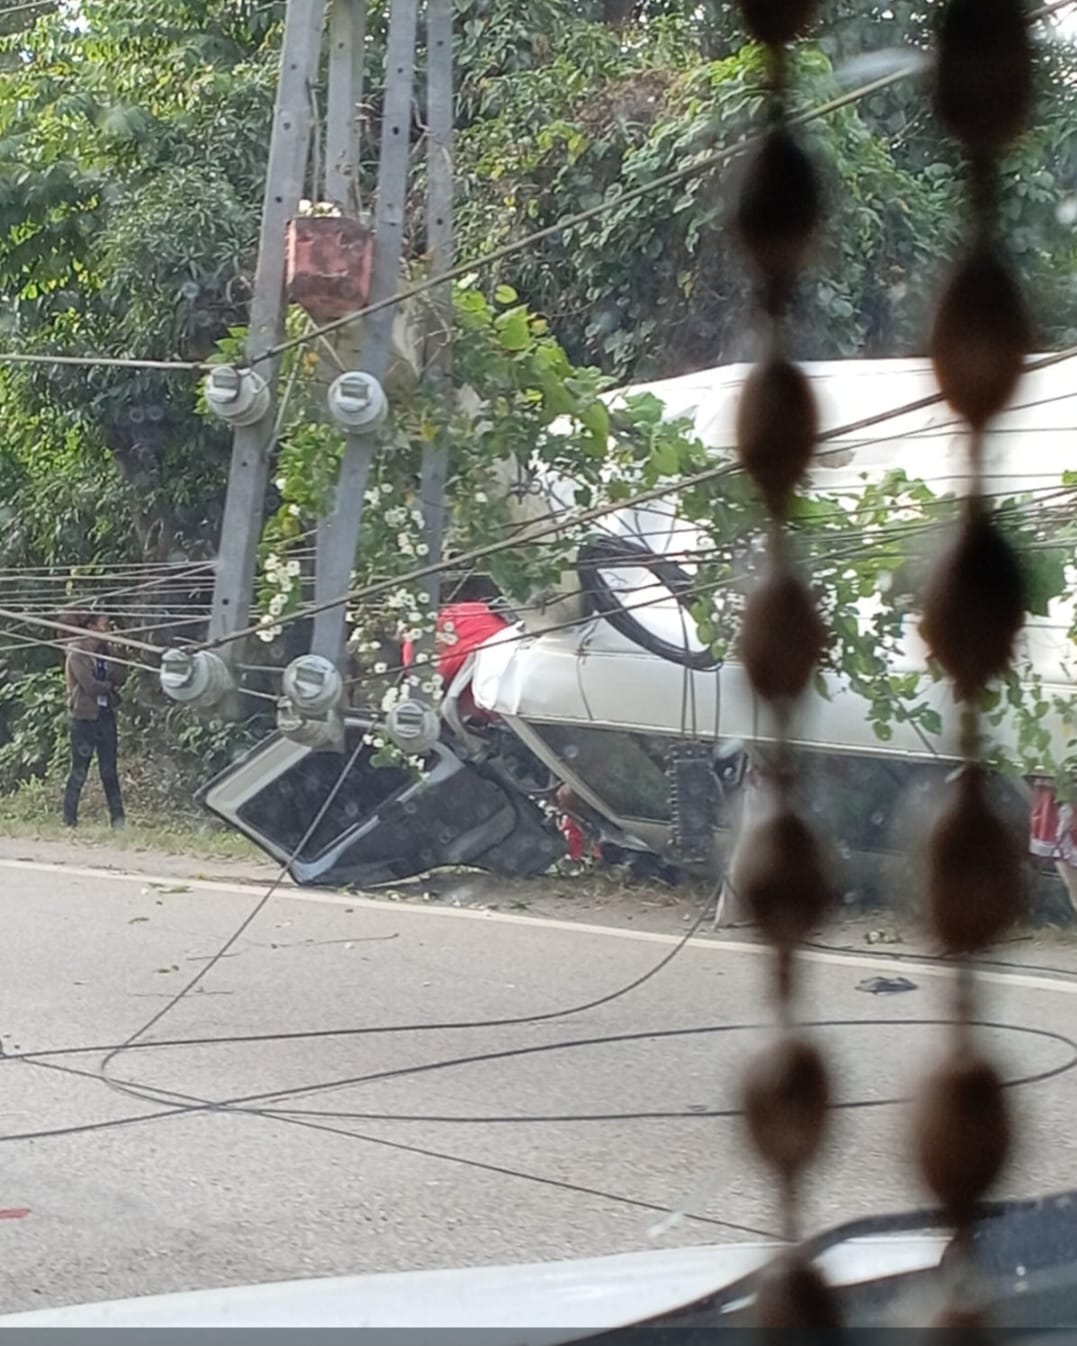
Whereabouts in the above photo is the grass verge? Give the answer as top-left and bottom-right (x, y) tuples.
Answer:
(0, 773), (262, 862)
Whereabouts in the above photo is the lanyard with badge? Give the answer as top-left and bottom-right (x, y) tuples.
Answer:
(94, 655), (109, 708)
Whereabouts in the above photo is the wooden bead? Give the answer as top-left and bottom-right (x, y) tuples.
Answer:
(755, 1252), (841, 1329)
(732, 804), (833, 948)
(736, 357), (818, 514)
(739, 566), (825, 702)
(936, 0), (1032, 153)
(931, 249), (1030, 430)
(915, 1050), (1010, 1224)
(920, 510), (1024, 700)
(929, 1305), (994, 1346)
(933, 1305), (991, 1329)
(928, 768), (1022, 954)
(743, 1035), (830, 1179)
(736, 0), (818, 46)
(735, 129), (820, 291)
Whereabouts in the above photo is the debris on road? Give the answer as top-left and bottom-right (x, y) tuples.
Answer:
(856, 975), (918, 995)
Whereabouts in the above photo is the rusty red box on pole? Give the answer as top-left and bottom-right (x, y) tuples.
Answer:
(285, 216), (373, 324)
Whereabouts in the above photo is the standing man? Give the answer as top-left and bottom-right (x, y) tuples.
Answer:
(62, 611), (127, 829)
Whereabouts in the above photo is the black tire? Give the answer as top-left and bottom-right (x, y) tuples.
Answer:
(577, 535), (720, 671)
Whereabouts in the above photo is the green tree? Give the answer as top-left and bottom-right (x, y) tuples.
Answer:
(3, 0), (1073, 568)
(452, 0), (1077, 379)
(0, 0), (283, 568)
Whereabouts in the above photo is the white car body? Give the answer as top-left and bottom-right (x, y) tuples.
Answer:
(0, 1234), (949, 1331)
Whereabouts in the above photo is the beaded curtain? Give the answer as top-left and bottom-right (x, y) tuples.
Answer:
(727, 0), (1034, 1329)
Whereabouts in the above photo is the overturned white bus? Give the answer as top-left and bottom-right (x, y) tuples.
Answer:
(202, 354), (1077, 912)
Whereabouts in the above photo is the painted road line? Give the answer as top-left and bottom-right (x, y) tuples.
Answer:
(3, 856), (1077, 998)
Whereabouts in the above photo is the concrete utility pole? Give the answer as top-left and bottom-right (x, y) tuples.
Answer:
(310, 0), (421, 666)
(187, 0), (455, 715)
(418, 0), (455, 619)
(325, 0), (366, 217)
(207, 0), (327, 653)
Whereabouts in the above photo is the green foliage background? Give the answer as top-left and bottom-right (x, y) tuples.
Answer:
(0, 0), (1074, 803)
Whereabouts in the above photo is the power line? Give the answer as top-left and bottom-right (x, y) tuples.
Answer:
(451, 471), (1077, 556)
(467, 383), (1077, 547)
(0, 625), (161, 680)
(96, 730), (372, 1088)
(255, 1014), (1077, 1119)
(8, 1054), (780, 1240)
(0, 470), (1072, 687)
(194, 345), (1077, 657)
(306, 487), (1077, 695)
(101, 887), (717, 1110)
(246, 0), (1077, 369)
(0, 71), (922, 381)
(0, 562), (214, 576)
(3, 377), (1074, 615)
(0, 534), (314, 580)
(12, 902), (1077, 1076)
(0, 0), (58, 18)
(2, 481), (1064, 692)
(7, 1015), (1074, 1165)
(0, 605), (168, 658)
(198, 1017), (1077, 1115)
(258, 1106), (781, 1240)
(316, 505), (1075, 698)
(4, 0), (1071, 383)
(0, 350), (209, 373)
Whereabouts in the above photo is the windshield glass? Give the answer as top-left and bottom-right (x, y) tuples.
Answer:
(236, 727), (413, 858)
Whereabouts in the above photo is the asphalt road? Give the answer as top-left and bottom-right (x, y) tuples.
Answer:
(3, 852), (1077, 1315)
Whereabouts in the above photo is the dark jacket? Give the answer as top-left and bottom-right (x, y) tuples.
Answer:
(65, 635), (127, 721)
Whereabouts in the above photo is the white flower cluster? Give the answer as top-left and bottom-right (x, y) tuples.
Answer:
(258, 551), (302, 642)
(298, 199), (343, 218)
(348, 629), (382, 656)
(423, 671), (446, 699)
(376, 672), (446, 709)
(368, 483), (430, 560)
(378, 586), (435, 644)
(393, 525), (430, 560)
(360, 727), (426, 772)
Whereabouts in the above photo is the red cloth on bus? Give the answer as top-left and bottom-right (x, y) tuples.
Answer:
(401, 602), (509, 721)
(433, 603), (510, 685)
